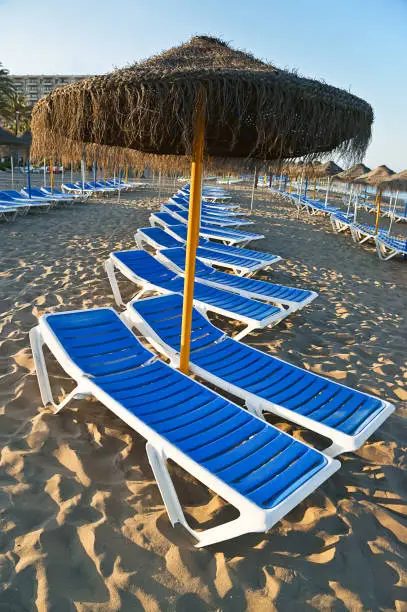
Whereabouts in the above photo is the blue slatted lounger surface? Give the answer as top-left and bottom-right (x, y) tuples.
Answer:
(150, 212), (264, 245)
(106, 250), (285, 338)
(127, 294), (394, 457)
(136, 227), (278, 275)
(30, 307), (339, 547)
(163, 204), (252, 227)
(155, 247), (316, 310)
(154, 224), (281, 264)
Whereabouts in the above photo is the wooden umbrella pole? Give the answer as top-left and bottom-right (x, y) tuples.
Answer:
(375, 189), (382, 234)
(180, 95), (206, 374)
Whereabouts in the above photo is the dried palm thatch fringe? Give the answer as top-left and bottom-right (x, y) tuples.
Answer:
(378, 169), (407, 193)
(31, 36), (373, 169)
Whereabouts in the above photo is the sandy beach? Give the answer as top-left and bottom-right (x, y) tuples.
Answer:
(0, 184), (406, 611)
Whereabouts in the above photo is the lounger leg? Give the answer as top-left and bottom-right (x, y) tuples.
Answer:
(29, 326), (84, 412)
(29, 327), (54, 406)
(134, 234), (143, 249)
(146, 443), (262, 548)
(245, 401), (265, 420)
(146, 443), (192, 531)
(233, 324), (256, 341)
(105, 259), (125, 308)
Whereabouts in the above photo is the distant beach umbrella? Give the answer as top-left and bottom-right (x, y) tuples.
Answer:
(352, 165), (395, 234)
(377, 169), (407, 193)
(30, 35), (374, 372)
(378, 169), (407, 233)
(334, 163), (371, 184)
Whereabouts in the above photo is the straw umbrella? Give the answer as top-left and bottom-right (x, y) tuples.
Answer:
(352, 165), (394, 232)
(311, 161), (343, 205)
(334, 163), (371, 183)
(334, 163), (371, 201)
(30, 35), (373, 372)
(378, 169), (407, 233)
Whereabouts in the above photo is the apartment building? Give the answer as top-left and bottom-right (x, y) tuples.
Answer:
(10, 75), (91, 105)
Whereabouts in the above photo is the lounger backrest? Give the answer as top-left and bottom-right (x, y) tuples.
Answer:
(24, 187), (44, 197)
(160, 247), (215, 277)
(113, 250), (179, 284)
(45, 308), (152, 377)
(132, 294), (224, 353)
(166, 225), (188, 242)
(152, 212), (179, 226)
(1, 190), (26, 200)
(140, 227), (183, 249)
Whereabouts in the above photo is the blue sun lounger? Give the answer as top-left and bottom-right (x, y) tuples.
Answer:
(0, 190), (51, 212)
(154, 247), (317, 313)
(41, 186), (88, 201)
(150, 212), (264, 246)
(139, 224), (280, 266)
(127, 294), (395, 457)
(350, 223), (389, 245)
(375, 235), (407, 261)
(135, 227), (280, 276)
(162, 203), (253, 228)
(62, 183), (94, 195)
(181, 185), (232, 202)
(30, 307), (338, 547)
(170, 193), (241, 213)
(21, 186), (67, 204)
(105, 250), (286, 339)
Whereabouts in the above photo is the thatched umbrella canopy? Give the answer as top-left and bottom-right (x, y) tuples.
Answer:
(353, 164), (394, 186)
(378, 169), (407, 193)
(31, 35), (373, 168)
(350, 166), (395, 234)
(334, 163), (371, 182)
(30, 35), (374, 373)
(314, 160), (343, 178)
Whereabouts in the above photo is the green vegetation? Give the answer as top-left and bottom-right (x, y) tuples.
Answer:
(0, 62), (32, 136)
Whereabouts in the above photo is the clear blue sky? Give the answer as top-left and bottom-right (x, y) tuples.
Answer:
(1, 0), (406, 171)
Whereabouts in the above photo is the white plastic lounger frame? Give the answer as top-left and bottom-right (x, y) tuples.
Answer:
(0, 205), (18, 222)
(126, 296), (395, 458)
(30, 308), (340, 547)
(375, 236), (407, 261)
(105, 252), (286, 340)
(330, 214), (352, 234)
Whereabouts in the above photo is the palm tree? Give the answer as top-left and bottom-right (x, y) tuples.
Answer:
(3, 93), (32, 135)
(0, 62), (15, 119)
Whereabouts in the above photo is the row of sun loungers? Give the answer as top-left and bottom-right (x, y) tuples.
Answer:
(272, 186), (407, 262)
(329, 214), (407, 260)
(29, 184), (395, 546)
(0, 178), (146, 223)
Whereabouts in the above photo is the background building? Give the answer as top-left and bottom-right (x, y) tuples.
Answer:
(10, 75), (91, 105)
